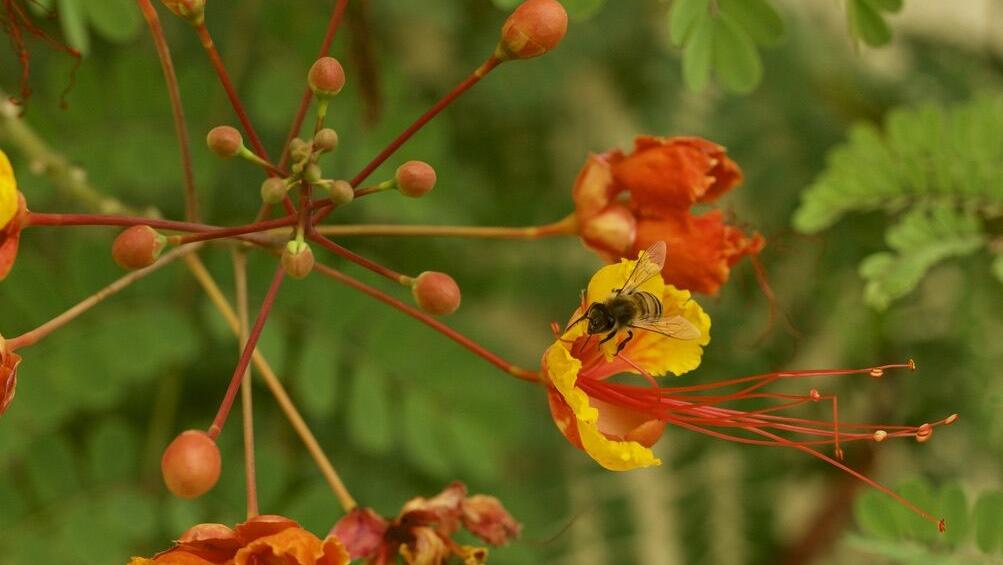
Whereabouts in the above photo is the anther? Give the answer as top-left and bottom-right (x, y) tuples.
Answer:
(835, 447), (845, 460)
(872, 430), (888, 442)
(907, 359), (917, 371)
(809, 389), (820, 402)
(945, 414), (958, 425)
(938, 519), (947, 533)
(869, 368), (884, 378)
(915, 423), (933, 443)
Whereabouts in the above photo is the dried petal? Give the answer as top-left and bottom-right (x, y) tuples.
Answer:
(461, 495), (521, 546)
(330, 507), (389, 559)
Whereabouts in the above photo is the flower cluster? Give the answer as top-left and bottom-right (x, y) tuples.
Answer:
(130, 515), (348, 565)
(572, 136), (764, 294)
(332, 482), (520, 565)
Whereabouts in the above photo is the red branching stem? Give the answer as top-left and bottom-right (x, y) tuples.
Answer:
(312, 261), (538, 382)
(309, 230), (408, 284)
(311, 215), (580, 239)
(278, 0), (350, 170)
(312, 55), (503, 221)
(136, 0), (198, 222)
(172, 216), (298, 244)
(208, 266), (286, 440)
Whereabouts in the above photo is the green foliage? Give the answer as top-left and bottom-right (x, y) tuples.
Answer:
(42, 0), (143, 54)
(794, 95), (1003, 309)
(847, 0), (902, 47)
(853, 479), (1003, 563)
(669, 0), (783, 94)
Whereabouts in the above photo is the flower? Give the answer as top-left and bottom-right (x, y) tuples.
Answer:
(571, 136), (763, 294)
(0, 335), (21, 417)
(1, 148), (27, 281)
(543, 254), (956, 529)
(128, 515), (348, 565)
(544, 252), (711, 470)
(331, 482), (520, 565)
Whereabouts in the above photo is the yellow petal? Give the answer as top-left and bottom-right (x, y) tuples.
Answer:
(0, 149), (17, 228)
(544, 342), (660, 471)
(620, 285), (711, 377)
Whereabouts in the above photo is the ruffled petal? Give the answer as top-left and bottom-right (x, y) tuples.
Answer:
(233, 527), (349, 565)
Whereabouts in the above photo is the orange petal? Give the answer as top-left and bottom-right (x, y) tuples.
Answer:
(0, 348), (21, 417)
(233, 527), (349, 565)
(174, 523), (241, 562)
(129, 549), (224, 565)
(579, 203), (636, 260)
(0, 192), (26, 281)
(571, 152), (623, 221)
(234, 514), (300, 545)
(614, 136), (719, 212)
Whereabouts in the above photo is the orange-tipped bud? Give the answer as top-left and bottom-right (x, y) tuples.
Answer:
(326, 180), (354, 206)
(314, 128), (339, 152)
(308, 57), (346, 98)
(112, 225), (166, 270)
(395, 161), (437, 198)
(411, 271), (461, 316)
(496, 0), (568, 61)
(206, 126), (243, 159)
(160, 0), (205, 25)
(260, 178), (288, 205)
(282, 241), (314, 279)
(161, 430), (221, 498)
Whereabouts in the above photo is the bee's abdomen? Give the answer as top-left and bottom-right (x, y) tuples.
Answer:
(633, 291), (662, 320)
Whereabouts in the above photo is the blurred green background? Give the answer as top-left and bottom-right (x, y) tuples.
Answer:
(0, 1), (1001, 563)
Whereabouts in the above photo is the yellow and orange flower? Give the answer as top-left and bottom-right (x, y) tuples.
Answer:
(571, 136), (763, 295)
(128, 515), (348, 565)
(1, 148), (27, 281)
(544, 254), (711, 470)
(0, 335), (21, 417)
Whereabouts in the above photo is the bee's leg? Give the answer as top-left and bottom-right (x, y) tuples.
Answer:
(616, 330), (634, 354)
(564, 304), (593, 334)
(598, 329), (618, 346)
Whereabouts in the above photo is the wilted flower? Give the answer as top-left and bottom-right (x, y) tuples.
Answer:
(543, 252), (956, 528)
(332, 482), (519, 565)
(1, 148), (27, 281)
(129, 515), (348, 565)
(0, 335), (21, 417)
(571, 136), (763, 294)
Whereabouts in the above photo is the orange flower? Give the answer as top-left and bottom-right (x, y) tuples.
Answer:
(0, 335), (21, 417)
(1, 149), (27, 281)
(331, 482), (519, 565)
(571, 136), (762, 294)
(129, 515), (348, 565)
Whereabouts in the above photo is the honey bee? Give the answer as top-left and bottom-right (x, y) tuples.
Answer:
(567, 241), (701, 352)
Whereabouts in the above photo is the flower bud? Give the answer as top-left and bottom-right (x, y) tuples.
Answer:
(579, 204), (636, 260)
(282, 241), (314, 279)
(206, 126), (243, 159)
(395, 161), (437, 198)
(496, 0), (568, 61)
(308, 57), (346, 98)
(326, 180), (354, 206)
(411, 271), (461, 316)
(160, 0), (205, 25)
(260, 178), (288, 205)
(112, 225), (166, 270)
(304, 163), (323, 183)
(161, 430), (221, 498)
(313, 128), (339, 152)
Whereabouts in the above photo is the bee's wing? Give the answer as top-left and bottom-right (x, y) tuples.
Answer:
(618, 241), (667, 295)
(629, 315), (701, 341)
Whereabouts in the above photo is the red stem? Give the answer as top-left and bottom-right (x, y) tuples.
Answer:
(208, 265), (286, 440)
(312, 261), (537, 381)
(312, 55), (503, 221)
(174, 216), (297, 244)
(136, 0), (199, 222)
(26, 212), (284, 246)
(309, 230), (407, 284)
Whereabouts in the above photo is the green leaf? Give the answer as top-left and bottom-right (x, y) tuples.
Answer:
(0, 477), (26, 529)
(682, 14), (713, 92)
(346, 361), (393, 455)
(446, 415), (501, 483)
(87, 418), (138, 484)
(992, 254), (1003, 284)
(84, 0), (142, 43)
(401, 391), (452, 478)
(973, 490), (1003, 553)
(859, 206), (984, 309)
(563, 0), (605, 20)
(25, 434), (80, 505)
(855, 490), (900, 540)
(938, 483), (969, 547)
(866, 0), (904, 13)
(850, 0), (892, 46)
(712, 13), (763, 94)
(718, 0), (785, 46)
(891, 479), (936, 542)
(57, 0), (90, 54)
(297, 332), (340, 419)
(669, 0), (710, 46)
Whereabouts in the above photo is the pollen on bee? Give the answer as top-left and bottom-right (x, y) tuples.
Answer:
(869, 368), (884, 378)
(915, 423), (933, 443)
(872, 430), (888, 442)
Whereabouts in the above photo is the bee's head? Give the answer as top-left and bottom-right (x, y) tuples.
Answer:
(586, 304), (615, 334)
